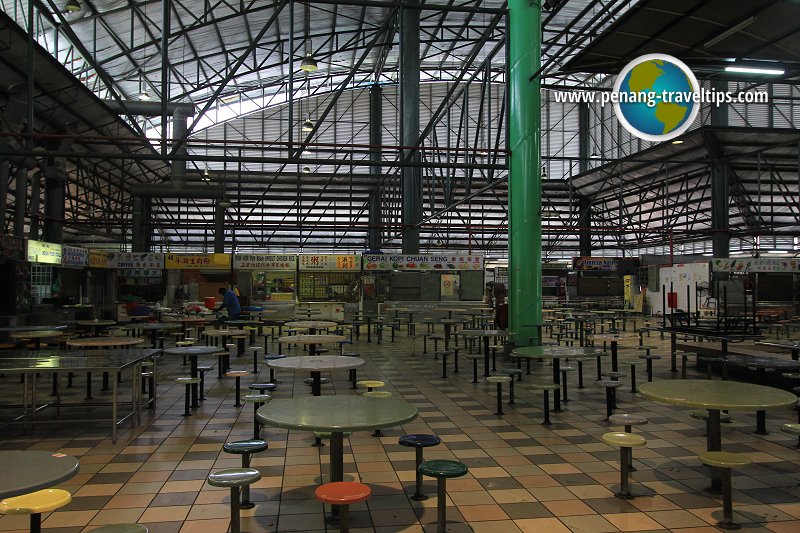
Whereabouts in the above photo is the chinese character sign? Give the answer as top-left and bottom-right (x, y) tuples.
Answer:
(299, 255), (359, 271)
(233, 254), (298, 270)
(106, 252), (164, 269)
(165, 253), (231, 269)
(62, 246), (89, 267)
(362, 254), (484, 271)
(26, 240), (63, 264)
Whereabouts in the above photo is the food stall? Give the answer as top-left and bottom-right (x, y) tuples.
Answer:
(167, 253), (232, 309)
(296, 254), (359, 320)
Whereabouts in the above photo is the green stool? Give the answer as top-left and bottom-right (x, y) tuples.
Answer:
(638, 353), (662, 382)
(418, 460), (469, 533)
(222, 440), (268, 509)
(699, 451), (752, 530)
(464, 353), (483, 383)
(602, 432), (647, 499)
(781, 423), (800, 447)
(242, 394), (271, 439)
(530, 382), (560, 424)
(174, 376), (200, 417)
(486, 375), (512, 415)
(207, 468), (261, 533)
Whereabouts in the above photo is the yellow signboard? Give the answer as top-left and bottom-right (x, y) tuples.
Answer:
(26, 240), (62, 264)
(88, 250), (109, 268)
(165, 253), (231, 269)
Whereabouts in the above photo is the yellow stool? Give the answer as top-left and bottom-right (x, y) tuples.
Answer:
(602, 432), (646, 499)
(699, 451), (751, 530)
(0, 489), (72, 533)
(357, 380), (385, 392)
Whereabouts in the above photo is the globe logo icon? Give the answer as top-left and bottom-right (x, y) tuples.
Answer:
(613, 54), (700, 142)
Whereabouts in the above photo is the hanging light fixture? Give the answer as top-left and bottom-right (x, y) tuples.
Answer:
(202, 168), (211, 182)
(302, 166), (311, 174)
(541, 165), (548, 179)
(590, 148), (599, 159)
(139, 79), (151, 100)
(302, 117), (314, 131)
(64, 0), (82, 12)
(299, 2), (318, 72)
(300, 53), (318, 72)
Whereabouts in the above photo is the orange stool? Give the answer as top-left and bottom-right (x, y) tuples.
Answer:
(314, 481), (371, 532)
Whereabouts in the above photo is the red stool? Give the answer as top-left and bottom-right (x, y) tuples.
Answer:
(314, 481), (371, 532)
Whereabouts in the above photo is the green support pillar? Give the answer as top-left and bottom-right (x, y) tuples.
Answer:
(508, 0), (542, 346)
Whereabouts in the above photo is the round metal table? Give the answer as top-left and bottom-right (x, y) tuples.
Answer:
(277, 334), (346, 356)
(267, 355), (364, 395)
(0, 450), (80, 499)
(163, 345), (226, 405)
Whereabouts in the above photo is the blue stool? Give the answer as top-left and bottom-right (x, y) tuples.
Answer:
(399, 434), (441, 501)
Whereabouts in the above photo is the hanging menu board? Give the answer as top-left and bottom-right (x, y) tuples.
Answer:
(0, 235), (25, 261)
(362, 254), (483, 271)
(62, 246), (88, 267)
(711, 257), (800, 273)
(119, 268), (162, 278)
(26, 240), (63, 264)
(233, 254), (297, 270)
(88, 250), (109, 268)
(299, 254), (359, 271)
(165, 253), (231, 269)
(106, 252), (164, 269)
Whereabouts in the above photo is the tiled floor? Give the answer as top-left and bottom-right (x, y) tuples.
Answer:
(1, 323), (799, 532)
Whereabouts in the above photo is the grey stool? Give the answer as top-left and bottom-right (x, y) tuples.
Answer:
(221, 440), (269, 510)
(486, 375), (512, 415)
(530, 382), (560, 424)
(242, 394), (271, 439)
(206, 467), (261, 533)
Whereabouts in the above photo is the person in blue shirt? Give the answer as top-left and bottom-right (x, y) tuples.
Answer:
(217, 287), (241, 321)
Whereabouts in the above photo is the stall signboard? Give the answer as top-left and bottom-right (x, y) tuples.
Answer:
(0, 235), (25, 261)
(107, 252), (164, 269)
(572, 257), (620, 271)
(26, 240), (62, 264)
(62, 246), (88, 267)
(119, 268), (162, 278)
(233, 254), (297, 270)
(165, 253), (230, 269)
(623, 275), (633, 307)
(299, 254), (359, 271)
(711, 257), (800, 273)
(88, 250), (109, 268)
(363, 254), (484, 271)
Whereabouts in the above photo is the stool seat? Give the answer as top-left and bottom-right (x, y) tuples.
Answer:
(223, 439), (269, 455)
(399, 434), (441, 448)
(175, 341), (194, 347)
(174, 376), (200, 384)
(242, 394), (271, 404)
(357, 380), (385, 389)
(781, 372), (800, 379)
(530, 382), (560, 391)
(315, 481), (371, 505)
(303, 377), (330, 385)
(637, 345), (659, 350)
(226, 370), (250, 378)
(428, 335), (444, 341)
(362, 390), (392, 398)
(609, 413), (648, 426)
(499, 368), (523, 376)
(602, 371), (628, 378)
(597, 379), (624, 388)
(197, 365), (214, 371)
(463, 353), (483, 359)
(249, 383), (276, 392)
(264, 354), (287, 360)
(602, 432), (647, 448)
(486, 375), (512, 383)
(86, 524), (149, 533)
(780, 423), (800, 436)
(699, 451), (751, 468)
(638, 353), (662, 360)
(343, 352), (360, 357)
(207, 467), (261, 488)
(0, 489), (72, 514)
(691, 410), (732, 423)
(418, 459), (468, 479)
(560, 365), (576, 372)
(620, 359), (640, 366)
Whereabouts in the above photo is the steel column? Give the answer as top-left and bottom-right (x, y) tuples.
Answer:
(214, 204), (226, 253)
(0, 161), (9, 229)
(508, 0), (542, 346)
(28, 170), (40, 239)
(132, 196), (146, 252)
(13, 166), (27, 238)
(578, 198), (592, 257)
(400, 0), (421, 254)
(368, 84), (383, 250)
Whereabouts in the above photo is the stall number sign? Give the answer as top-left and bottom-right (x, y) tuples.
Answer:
(62, 246), (88, 267)
(107, 252), (164, 269)
(299, 254), (359, 271)
(363, 254), (483, 271)
(27, 240), (62, 264)
(166, 253), (230, 269)
(233, 254), (297, 270)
